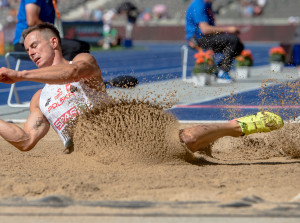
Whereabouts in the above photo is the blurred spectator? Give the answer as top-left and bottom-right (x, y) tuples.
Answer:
(288, 16), (300, 25)
(240, 0), (267, 17)
(92, 6), (103, 22)
(6, 7), (17, 23)
(13, 0), (90, 60)
(185, 0), (244, 83)
(152, 4), (168, 20)
(117, 1), (139, 25)
(82, 6), (93, 21)
(0, 0), (10, 8)
(140, 7), (151, 22)
(257, 0), (267, 8)
(98, 28), (120, 49)
(13, 0), (56, 50)
(253, 0), (267, 15)
(240, 0), (254, 18)
(102, 8), (116, 49)
(117, 1), (139, 44)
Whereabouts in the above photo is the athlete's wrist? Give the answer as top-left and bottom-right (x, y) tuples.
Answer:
(18, 70), (28, 81)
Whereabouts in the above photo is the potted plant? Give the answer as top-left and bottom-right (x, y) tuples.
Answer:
(235, 49), (253, 79)
(269, 46), (286, 72)
(192, 50), (216, 86)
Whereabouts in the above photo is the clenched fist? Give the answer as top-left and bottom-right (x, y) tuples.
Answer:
(0, 67), (20, 84)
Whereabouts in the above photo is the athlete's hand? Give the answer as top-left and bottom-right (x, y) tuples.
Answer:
(0, 67), (19, 84)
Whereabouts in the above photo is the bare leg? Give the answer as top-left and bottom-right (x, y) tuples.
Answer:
(179, 120), (242, 153)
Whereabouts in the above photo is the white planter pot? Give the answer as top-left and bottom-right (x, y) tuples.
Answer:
(270, 62), (283, 73)
(192, 73), (211, 86)
(236, 67), (250, 79)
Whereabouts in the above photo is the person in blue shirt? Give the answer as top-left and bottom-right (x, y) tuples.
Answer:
(13, 0), (90, 60)
(13, 0), (55, 50)
(185, 0), (244, 83)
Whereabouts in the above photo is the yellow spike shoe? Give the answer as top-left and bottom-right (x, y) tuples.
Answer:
(236, 111), (284, 135)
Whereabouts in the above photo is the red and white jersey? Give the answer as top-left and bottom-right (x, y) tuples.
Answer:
(39, 79), (107, 147)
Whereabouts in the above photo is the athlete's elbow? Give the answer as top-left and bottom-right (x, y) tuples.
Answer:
(18, 145), (34, 152)
(68, 65), (85, 82)
(14, 141), (35, 152)
(73, 61), (99, 81)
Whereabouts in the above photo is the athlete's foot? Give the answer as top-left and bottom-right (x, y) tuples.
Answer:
(233, 111), (284, 135)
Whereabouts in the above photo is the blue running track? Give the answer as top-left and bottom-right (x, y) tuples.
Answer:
(171, 80), (300, 121)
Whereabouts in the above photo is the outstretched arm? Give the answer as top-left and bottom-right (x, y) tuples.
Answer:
(0, 90), (50, 151)
(0, 53), (102, 85)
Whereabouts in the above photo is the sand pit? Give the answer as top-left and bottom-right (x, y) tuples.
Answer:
(0, 97), (299, 207)
(71, 100), (185, 165)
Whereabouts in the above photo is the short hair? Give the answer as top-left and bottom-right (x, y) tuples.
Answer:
(22, 22), (62, 46)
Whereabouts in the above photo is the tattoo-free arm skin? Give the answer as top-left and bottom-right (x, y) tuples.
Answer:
(20, 54), (102, 84)
(0, 54), (104, 88)
(25, 3), (42, 26)
(0, 90), (50, 151)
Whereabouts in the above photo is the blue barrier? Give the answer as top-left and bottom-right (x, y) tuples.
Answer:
(293, 44), (300, 65)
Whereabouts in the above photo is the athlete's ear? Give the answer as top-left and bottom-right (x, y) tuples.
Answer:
(50, 37), (59, 49)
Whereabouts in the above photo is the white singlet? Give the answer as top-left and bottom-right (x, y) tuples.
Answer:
(39, 62), (107, 147)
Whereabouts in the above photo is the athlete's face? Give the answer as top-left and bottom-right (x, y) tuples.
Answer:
(24, 30), (56, 68)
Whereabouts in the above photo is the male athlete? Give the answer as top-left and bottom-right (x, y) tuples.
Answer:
(0, 23), (284, 154)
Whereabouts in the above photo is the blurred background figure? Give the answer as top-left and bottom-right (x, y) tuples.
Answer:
(82, 5), (93, 20)
(255, 0), (267, 15)
(13, 0), (55, 51)
(239, 0), (267, 17)
(101, 8), (116, 50)
(92, 6), (103, 22)
(0, 0), (10, 8)
(97, 28), (120, 49)
(140, 7), (151, 22)
(240, 0), (254, 18)
(185, 0), (244, 84)
(13, 0), (90, 60)
(117, 1), (139, 47)
(152, 4), (168, 20)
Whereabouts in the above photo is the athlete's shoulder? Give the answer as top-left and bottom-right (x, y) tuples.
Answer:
(72, 53), (95, 62)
